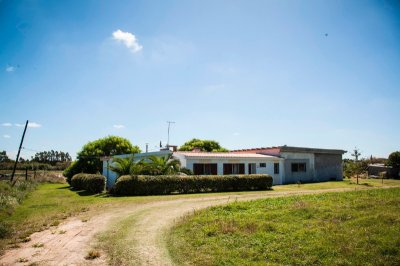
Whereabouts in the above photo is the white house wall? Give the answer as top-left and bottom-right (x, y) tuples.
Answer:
(184, 158), (284, 185)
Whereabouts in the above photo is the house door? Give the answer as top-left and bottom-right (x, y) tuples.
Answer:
(248, 163), (256, 174)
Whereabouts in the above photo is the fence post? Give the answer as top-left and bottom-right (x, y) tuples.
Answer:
(25, 168), (28, 181)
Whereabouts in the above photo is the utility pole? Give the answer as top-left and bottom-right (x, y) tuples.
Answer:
(166, 121), (175, 147)
(351, 147), (361, 185)
(10, 120), (29, 183)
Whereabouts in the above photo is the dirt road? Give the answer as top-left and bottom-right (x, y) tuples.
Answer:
(0, 186), (390, 266)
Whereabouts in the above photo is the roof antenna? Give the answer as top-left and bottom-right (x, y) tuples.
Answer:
(166, 121), (175, 147)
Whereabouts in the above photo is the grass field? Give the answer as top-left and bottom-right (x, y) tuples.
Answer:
(168, 187), (400, 265)
(1, 177), (399, 258)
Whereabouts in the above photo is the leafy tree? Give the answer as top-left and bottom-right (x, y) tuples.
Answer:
(387, 151), (400, 168)
(0, 151), (10, 162)
(142, 154), (181, 175)
(32, 150), (72, 164)
(108, 156), (144, 179)
(63, 136), (140, 183)
(178, 138), (228, 152)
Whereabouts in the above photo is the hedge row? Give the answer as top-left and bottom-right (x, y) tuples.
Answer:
(70, 173), (106, 193)
(113, 174), (273, 196)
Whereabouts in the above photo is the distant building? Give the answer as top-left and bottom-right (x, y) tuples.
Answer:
(103, 145), (346, 188)
(367, 163), (399, 178)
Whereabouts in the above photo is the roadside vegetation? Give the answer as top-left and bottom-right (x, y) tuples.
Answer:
(168, 187), (400, 265)
(0, 181), (37, 239)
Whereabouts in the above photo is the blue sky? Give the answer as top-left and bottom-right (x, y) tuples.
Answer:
(1, 0), (399, 160)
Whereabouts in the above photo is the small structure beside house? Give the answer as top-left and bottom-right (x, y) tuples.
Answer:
(230, 146), (346, 184)
(103, 145), (346, 188)
(367, 163), (399, 178)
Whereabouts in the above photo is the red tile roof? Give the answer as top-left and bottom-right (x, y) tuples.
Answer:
(174, 151), (279, 159)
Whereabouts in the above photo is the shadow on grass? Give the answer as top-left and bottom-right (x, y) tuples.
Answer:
(56, 185), (71, 190)
(56, 185), (110, 197)
(76, 190), (110, 198)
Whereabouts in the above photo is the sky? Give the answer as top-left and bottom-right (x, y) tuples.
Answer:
(1, 0), (399, 160)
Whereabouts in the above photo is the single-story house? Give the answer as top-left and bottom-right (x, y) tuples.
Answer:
(102, 145), (346, 188)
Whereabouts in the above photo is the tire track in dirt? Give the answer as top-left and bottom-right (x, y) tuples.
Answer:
(1, 186), (395, 266)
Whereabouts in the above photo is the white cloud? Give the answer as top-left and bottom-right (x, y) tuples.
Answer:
(5, 65), (15, 72)
(28, 122), (42, 128)
(113, 124), (125, 129)
(112, 29), (143, 53)
(15, 122), (42, 128)
(3, 134), (11, 138)
(1, 123), (12, 127)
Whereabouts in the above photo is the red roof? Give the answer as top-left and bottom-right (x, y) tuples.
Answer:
(174, 151), (279, 159)
(230, 147), (282, 156)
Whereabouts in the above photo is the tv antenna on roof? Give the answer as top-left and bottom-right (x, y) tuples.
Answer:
(166, 121), (175, 147)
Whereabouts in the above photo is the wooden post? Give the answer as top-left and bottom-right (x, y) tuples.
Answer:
(25, 168), (28, 181)
(10, 120), (29, 183)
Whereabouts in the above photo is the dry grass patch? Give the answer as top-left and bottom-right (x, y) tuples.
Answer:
(85, 249), (101, 260)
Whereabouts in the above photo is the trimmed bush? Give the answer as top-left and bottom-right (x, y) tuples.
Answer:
(113, 174), (272, 196)
(70, 173), (106, 193)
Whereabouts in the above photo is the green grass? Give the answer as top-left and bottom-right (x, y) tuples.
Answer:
(273, 177), (399, 192)
(95, 211), (144, 265)
(168, 187), (400, 266)
(1, 177), (399, 258)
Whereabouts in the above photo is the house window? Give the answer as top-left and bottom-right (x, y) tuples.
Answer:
(259, 163), (266, 168)
(291, 163), (306, 173)
(248, 163), (256, 174)
(193, 163), (217, 175)
(274, 163), (279, 174)
(223, 163), (245, 175)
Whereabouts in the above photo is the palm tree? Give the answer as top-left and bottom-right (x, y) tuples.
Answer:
(145, 154), (181, 175)
(108, 156), (144, 179)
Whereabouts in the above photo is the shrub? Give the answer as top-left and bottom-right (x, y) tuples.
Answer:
(113, 174), (272, 196)
(70, 173), (106, 193)
(179, 167), (193, 175)
(0, 221), (9, 238)
(63, 161), (82, 184)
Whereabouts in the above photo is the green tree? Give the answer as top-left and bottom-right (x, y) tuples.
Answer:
(108, 156), (144, 179)
(178, 138), (228, 152)
(63, 136), (140, 183)
(0, 151), (10, 162)
(387, 151), (400, 168)
(143, 154), (181, 175)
